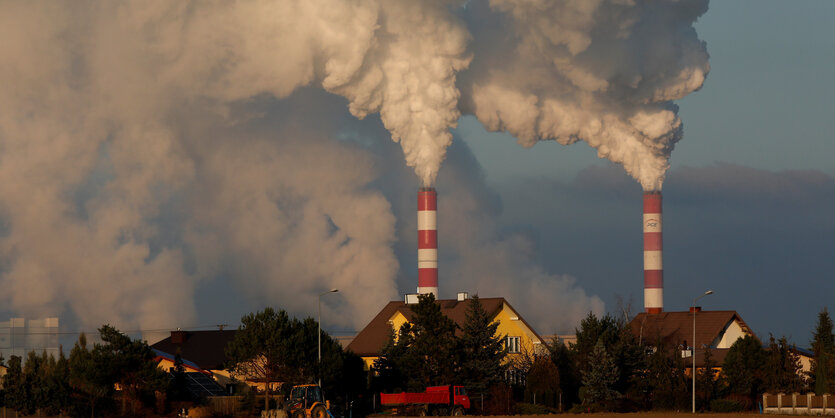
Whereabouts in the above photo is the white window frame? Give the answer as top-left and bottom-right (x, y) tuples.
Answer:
(506, 336), (521, 353)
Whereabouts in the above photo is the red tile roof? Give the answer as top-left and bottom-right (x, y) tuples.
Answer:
(629, 310), (755, 349)
(346, 297), (540, 357)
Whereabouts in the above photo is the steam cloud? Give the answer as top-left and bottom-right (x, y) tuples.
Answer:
(462, 0), (710, 191)
(0, 0), (707, 332)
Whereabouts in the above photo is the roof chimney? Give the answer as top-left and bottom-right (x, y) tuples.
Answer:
(689, 306), (702, 313)
(171, 329), (187, 344)
(404, 293), (420, 305)
(457, 292), (469, 302)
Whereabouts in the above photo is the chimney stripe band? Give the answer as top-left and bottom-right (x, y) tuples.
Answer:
(418, 192), (437, 211)
(643, 250), (663, 270)
(417, 212), (437, 230)
(418, 230), (437, 248)
(643, 232), (662, 251)
(644, 270), (663, 288)
(418, 268), (438, 287)
(645, 289), (663, 311)
(418, 248), (438, 261)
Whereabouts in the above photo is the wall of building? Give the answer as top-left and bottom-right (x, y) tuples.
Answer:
(713, 319), (748, 348)
(493, 303), (542, 358)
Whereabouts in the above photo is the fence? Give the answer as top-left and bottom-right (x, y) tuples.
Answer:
(763, 392), (834, 415)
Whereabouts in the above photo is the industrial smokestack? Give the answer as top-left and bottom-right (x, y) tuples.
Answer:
(418, 187), (438, 297)
(643, 191), (663, 313)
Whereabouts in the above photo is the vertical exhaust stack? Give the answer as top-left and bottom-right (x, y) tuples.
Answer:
(417, 187), (438, 297)
(643, 191), (663, 313)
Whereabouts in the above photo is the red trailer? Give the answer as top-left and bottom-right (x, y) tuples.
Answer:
(380, 385), (470, 416)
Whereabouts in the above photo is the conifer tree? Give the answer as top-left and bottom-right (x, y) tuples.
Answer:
(380, 294), (458, 391)
(811, 308), (835, 395)
(459, 295), (507, 397)
(580, 340), (619, 406)
(764, 334), (804, 393)
(408, 293), (459, 389)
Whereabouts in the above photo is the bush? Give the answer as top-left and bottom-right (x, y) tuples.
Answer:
(710, 399), (744, 412)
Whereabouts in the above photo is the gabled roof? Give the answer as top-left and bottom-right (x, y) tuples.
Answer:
(629, 310), (755, 348)
(346, 297), (541, 357)
(151, 330), (237, 371)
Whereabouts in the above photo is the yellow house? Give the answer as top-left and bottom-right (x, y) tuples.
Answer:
(346, 293), (544, 378)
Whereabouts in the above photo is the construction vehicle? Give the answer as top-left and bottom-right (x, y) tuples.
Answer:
(380, 385), (470, 416)
(285, 384), (332, 418)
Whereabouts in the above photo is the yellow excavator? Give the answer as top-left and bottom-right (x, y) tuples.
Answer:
(285, 384), (333, 418)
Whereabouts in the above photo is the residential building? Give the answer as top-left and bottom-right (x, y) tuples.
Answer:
(346, 293), (543, 382)
(151, 330), (237, 387)
(629, 308), (756, 373)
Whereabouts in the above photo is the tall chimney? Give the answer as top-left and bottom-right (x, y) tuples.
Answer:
(417, 187), (438, 297)
(643, 191), (663, 313)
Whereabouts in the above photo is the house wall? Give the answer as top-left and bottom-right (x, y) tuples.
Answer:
(493, 303), (542, 360)
(713, 320), (749, 348)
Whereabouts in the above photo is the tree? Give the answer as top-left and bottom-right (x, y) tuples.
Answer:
(226, 308), (301, 412)
(381, 294), (458, 391)
(580, 340), (619, 406)
(459, 295), (507, 399)
(810, 308), (835, 395)
(572, 311), (643, 407)
(722, 335), (766, 408)
(69, 333), (113, 417)
(226, 308), (344, 412)
(526, 356), (560, 407)
(96, 325), (169, 414)
(548, 339), (580, 410)
(764, 335), (804, 394)
(3, 355), (31, 415)
(696, 345), (720, 411)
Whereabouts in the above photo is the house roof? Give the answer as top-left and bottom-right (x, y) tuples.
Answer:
(152, 348), (206, 373)
(346, 297), (541, 357)
(629, 310), (755, 348)
(151, 330), (237, 371)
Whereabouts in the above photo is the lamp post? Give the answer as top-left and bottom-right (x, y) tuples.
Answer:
(692, 289), (714, 413)
(319, 288), (338, 387)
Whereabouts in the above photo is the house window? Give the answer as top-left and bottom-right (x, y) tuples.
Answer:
(506, 336), (520, 353)
(506, 368), (526, 386)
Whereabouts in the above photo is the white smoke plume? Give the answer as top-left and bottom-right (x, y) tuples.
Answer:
(461, 0), (710, 191)
(433, 145), (606, 333)
(0, 0), (706, 332)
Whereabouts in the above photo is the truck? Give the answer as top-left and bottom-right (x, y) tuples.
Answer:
(380, 385), (470, 416)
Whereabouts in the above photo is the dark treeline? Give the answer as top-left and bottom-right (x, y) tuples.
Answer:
(370, 297), (835, 414)
(2, 304), (832, 416)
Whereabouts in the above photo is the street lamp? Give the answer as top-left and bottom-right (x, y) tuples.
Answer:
(319, 288), (339, 387)
(692, 289), (714, 414)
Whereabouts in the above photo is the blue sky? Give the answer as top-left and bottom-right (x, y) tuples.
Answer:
(455, 0), (835, 344)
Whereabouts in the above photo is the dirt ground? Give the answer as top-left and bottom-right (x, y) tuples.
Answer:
(466, 414), (787, 418)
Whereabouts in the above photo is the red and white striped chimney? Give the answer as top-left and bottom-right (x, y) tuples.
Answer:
(418, 187), (438, 297)
(643, 191), (663, 314)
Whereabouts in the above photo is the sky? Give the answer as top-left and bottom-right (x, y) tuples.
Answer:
(456, 0), (835, 345)
(0, 0), (832, 350)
